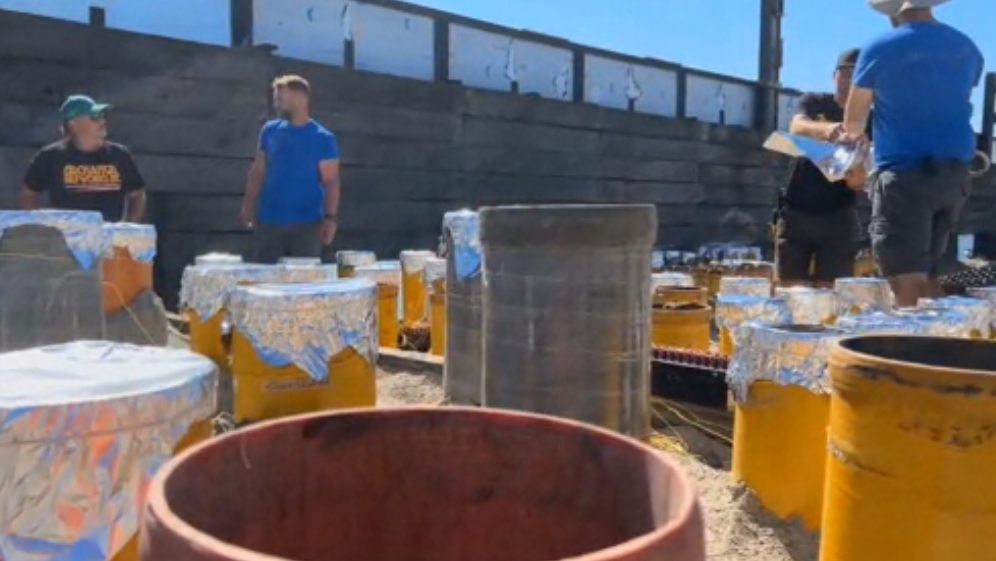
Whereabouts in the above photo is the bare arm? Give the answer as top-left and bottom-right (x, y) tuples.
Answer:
(19, 186), (39, 210)
(789, 114), (840, 142)
(241, 151), (266, 225)
(844, 86), (874, 138)
(319, 159), (340, 217)
(124, 190), (147, 222)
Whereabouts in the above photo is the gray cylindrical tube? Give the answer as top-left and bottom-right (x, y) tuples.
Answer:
(479, 204), (657, 437)
(442, 210), (483, 404)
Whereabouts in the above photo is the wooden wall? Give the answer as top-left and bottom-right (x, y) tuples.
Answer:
(1, 10), (993, 308)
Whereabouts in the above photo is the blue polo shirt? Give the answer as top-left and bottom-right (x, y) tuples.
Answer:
(854, 22), (983, 171)
(257, 119), (340, 225)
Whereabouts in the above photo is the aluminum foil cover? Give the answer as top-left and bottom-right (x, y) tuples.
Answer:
(277, 263), (339, 282)
(443, 209), (481, 280)
(776, 286), (837, 325)
(423, 257), (447, 288)
(0, 341), (217, 561)
(919, 296), (992, 337)
(354, 260), (402, 286)
(835, 312), (923, 335)
(651, 272), (695, 289)
(227, 280), (379, 380)
(968, 286), (996, 304)
(179, 264), (279, 321)
(719, 276), (772, 297)
(101, 222), (156, 263)
(763, 131), (870, 182)
(714, 295), (792, 342)
(400, 250), (436, 273)
(651, 250), (665, 270)
(834, 277), (893, 316)
(336, 250), (377, 267)
(895, 307), (974, 338)
(278, 257), (322, 266)
(727, 323), (844, 400)
(0, 210), (104, 270)
(195, 252), (243, 265)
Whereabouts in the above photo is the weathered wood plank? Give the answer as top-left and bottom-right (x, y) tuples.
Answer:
(313, 105), (462, 144)
(460, 117), (603, 154)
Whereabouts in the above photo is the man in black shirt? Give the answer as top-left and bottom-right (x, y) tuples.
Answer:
(20, 95), (147, 222)
(775, 49), (869, 287)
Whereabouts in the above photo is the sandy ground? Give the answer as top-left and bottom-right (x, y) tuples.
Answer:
(376, 365), (819, 561)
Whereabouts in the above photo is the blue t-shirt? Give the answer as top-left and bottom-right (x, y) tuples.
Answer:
(854, 22), (983, 171)
(257, 119), (340, 225)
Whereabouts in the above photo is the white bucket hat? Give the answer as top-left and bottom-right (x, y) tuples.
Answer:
(867, 0), (953, 16)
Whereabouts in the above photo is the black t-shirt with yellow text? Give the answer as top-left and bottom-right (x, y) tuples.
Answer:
(23, 139), (145, 221)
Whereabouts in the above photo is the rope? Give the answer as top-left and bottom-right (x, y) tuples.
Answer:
(102, 281), (159, 346)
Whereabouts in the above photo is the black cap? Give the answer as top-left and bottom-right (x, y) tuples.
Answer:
(836, 48), (861, 69)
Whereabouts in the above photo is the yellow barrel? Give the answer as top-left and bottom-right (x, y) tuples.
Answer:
(278, 257), (322, 266)
(101, 223), (155, 314)
(654, 286), (708, 307)
(834, 277), (893, 316)
(737, 260), (775, 281)
(775, 286), (837, 325)
(729, 324), (843, 531)
(0, 341), (217, 561)
(227, 280), (378, 424)
(425, 257), (447, 356)
(400, 250), (436, 326)
(180, 263), (337, 367)
(651, 304), (710, 350)
(179, 263), (279, 367)
(823, 336), (996, 561)
(336, 250), (376, 278)
(714, 295), (791, 356)
(355, 261), (402, 350)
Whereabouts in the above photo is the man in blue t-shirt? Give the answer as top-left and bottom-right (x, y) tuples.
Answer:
(841, 0), (983, 307)
(239, 75), (341, 263)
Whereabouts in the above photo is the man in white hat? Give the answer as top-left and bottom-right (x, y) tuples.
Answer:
(841, 0), (983, 307)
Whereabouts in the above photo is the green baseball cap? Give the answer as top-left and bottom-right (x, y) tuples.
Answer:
(60, 95), (111, 121)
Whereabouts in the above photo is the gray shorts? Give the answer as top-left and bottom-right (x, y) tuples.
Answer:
(870, 162), (970, 277)
(254, 221), (322, 264)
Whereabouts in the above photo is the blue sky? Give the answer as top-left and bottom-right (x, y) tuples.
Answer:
(2, 0), (991, 123)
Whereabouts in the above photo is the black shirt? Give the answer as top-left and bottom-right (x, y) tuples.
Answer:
(23, 139), (145, 221)
(782, 93), (871, 214)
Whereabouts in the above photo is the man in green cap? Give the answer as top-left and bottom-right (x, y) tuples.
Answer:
(20, 95), (147, 222)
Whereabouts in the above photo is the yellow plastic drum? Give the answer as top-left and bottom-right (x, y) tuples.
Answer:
(355, 261), (402, 350)
(834, 277), (893, 317)
(336, 250), (376, 279)
(729, 324), (843, 531)
(101, 223), (155, 315)
(400, 250), (436, 326)
(227, 280), (378, 424)
(651, 305), (710, 350)
(0, 341), (217, 561)
(425, 257), (447, 356)
(714, 295), (791, 356)
(719, 276), (772, 298)
(823, 336), (996, 561)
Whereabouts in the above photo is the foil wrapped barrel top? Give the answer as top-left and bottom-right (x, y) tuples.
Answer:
(354, 260), (402, 286)
(719, 276), (772, 297)
(196, 252), (243, 265)
(101, 222), (156, 263)
(834, 277), (893, 316)
(728, 324), (845, 400)
(443, 209), (482, 280)
(0, 341), (217, 561)
(776, 287), (836, 325)
(227, 280), (379, 381)
(0, 209), (105, 270)
(652, 272), (695, 289)
(423, 256), (447, 288)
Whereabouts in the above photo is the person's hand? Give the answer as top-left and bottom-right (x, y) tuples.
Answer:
(239, 204), (255, 229)
(825, 123), (846, 143)
(320, 218), (337, 246)
(836, 130), (867, 147)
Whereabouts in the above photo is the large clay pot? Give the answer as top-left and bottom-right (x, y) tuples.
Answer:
(142, 407), (706, 561)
